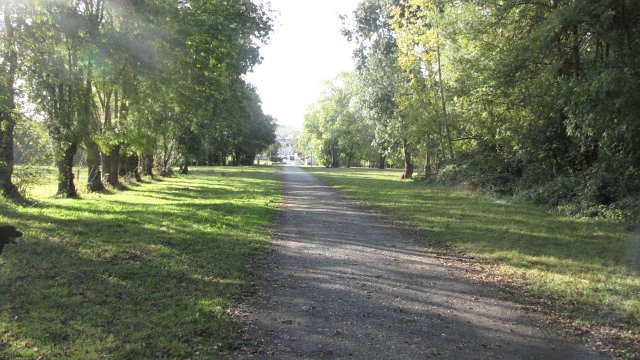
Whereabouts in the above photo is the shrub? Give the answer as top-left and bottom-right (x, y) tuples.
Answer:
(13, 165), (51, 197)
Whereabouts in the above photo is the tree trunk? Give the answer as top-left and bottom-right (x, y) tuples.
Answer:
(0, 6), (19, 197)
(141, 154), (154, 177)
(100, 91), (111, 182)
(127, 153), (141, 181)
(118, 151), (127, 176)
(56, 142), (78, 198)
(401, 138), (414, 179)
(378, 154), (385, 169)
(436, 41), (454, 161)
(83, 60), (104, 192)
(108, 145), (120, 186)
(331, 145), (340, 168)
(86, 138), (105, 192)
(423, 145), (432, 176)
(101, 152), (110, 180)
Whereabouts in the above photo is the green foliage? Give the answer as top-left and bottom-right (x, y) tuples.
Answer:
(5, 0), (274, 196)
(332, 0), (640, 216)
(347, 0), (408, 166)
(521, 162), (640, 221)
(301, 73), (374, 168)
(11, 165), (52, 197)
(14, 117), (54, 165)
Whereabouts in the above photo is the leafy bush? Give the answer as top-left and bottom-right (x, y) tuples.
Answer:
(426, 152), (520, 194)
(434, 163), (465, 185)
(424, 150), (639, 222)
(13, 165), (51, 196)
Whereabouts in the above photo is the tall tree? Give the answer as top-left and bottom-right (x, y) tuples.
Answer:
(0, 3), (20, 196)
(344, 0), (416, 178)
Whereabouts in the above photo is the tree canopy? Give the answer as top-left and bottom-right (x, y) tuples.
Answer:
(1, 0), (276, 197)
(301, 0), (640, 218)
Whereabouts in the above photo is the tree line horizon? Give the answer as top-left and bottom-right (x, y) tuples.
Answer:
(0, 0), (276, 198)
(300, 0), (639, 219)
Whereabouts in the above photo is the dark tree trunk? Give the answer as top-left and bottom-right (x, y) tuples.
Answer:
(0, 112), (17, 195)
(0, 6), (19, 197)
(127, 153), (141, 181)
(101, 152), (110, 180)
(100, 91), (111, 183)
(331, 145), (340, 168)
(232, 147), (239, 166)
(378, 154), (386, 169)
(86, 138), (105, 192)
(84, 60), (104, 192)
(423, 146), (432, 176)
(118, 152), (127, 176)
(56, 142), (78, 198)
(436, 41), (454, 161)
(141, 154), (154, 177)
(161, 134), (173, 174)
(401, 138), (414, 179)
(108, 145), (120, 186)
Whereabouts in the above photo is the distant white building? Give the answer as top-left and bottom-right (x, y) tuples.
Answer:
(277, 136), (302, 165)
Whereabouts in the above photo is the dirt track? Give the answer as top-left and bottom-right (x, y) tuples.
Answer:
(227, 166), (605, 359)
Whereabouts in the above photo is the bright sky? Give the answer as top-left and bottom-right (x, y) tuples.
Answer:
(244, 0), (361, 129)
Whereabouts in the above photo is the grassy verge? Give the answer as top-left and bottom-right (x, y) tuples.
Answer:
(0, 166), (281, 359)
(304, 166), (639, 357)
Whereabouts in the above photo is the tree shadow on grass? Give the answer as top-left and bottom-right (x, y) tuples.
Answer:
(0, 167), (280, 359)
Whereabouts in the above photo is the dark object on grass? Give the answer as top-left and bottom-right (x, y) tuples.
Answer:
(0, 225), (22, 254)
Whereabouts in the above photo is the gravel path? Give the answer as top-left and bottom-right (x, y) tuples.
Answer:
(228, 166), (605, 359)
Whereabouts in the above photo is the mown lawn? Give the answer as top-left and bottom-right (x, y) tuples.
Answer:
(304, 166), (639, 357)
(0, 166), (281, 359)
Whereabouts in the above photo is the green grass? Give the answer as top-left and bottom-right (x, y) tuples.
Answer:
(0, 166), (281, 359)
(304, 167), (640, 355)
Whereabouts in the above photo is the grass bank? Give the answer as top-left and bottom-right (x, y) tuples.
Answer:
(304, 166), (639, 357)
(0, 166), (281, 359)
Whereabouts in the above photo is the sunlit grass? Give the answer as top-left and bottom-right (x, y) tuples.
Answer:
(0, 166), (281, 359)
(305, 167), (639, 354)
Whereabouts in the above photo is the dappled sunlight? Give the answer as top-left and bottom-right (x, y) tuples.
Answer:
(0, 166), (282, 358)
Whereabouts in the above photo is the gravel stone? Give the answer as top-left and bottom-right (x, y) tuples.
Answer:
(227, 166), (607, 360)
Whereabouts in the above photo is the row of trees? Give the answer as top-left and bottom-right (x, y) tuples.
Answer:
(0, 0), (276, 198)
(301, 0), (640, 216)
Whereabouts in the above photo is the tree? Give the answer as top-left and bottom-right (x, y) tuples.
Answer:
(11, 0), (274, 198)
(0, 2), (21, 196)
(302, 73), (373, 169)
(344, 0), (416, 178)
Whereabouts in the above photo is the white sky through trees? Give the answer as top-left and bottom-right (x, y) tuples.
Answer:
(244, 0), (361, 129)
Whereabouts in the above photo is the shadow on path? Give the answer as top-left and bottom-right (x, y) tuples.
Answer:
(227, 166), (605, 360)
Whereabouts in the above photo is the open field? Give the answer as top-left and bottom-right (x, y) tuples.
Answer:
(0, 166), (281, 359)
(305, 166), (640, 357)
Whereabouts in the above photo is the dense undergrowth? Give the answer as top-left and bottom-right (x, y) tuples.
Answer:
(421, 151), (640, 223)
